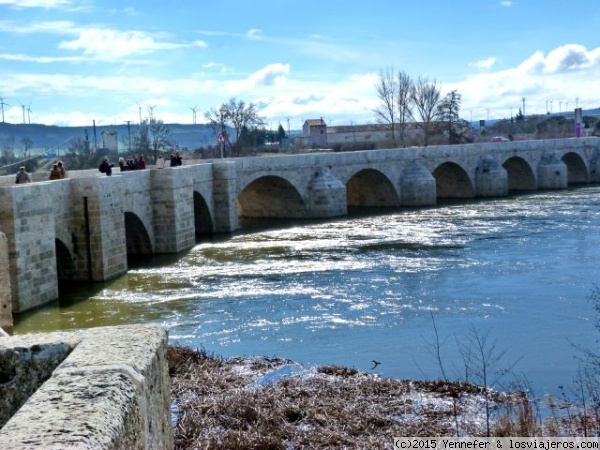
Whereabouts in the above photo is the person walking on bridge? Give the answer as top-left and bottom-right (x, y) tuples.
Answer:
(15, 166), (31, 184)
(99, 158), (114, 176)
(57, 160), (66, 178)
(49, 164), (62, 180)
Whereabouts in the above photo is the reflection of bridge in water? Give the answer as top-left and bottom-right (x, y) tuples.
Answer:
(1, 137), (599, 326)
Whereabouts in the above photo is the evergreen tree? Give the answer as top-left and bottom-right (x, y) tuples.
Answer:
(277, 124), (286, 141)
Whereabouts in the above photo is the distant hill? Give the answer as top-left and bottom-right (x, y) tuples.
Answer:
(0, 122), (217, 154)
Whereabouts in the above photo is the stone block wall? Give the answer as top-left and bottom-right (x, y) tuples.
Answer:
(151, 168), (197, 253)
(0, 325), (173, 450)
(0, 184), (58, 313)
(70, 177), (127, 281)
(0, 233), (11, 331)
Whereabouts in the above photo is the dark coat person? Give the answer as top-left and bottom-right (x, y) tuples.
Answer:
(99, 158), (114, 176)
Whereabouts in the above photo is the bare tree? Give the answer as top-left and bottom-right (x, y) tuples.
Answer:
(226, 98), (263, 143)
(204, 98), (264, 156)
(65, 135), (94, 170)
(457, 326), (515, 437)
(132, 120), (150, 156)
(148, 118), (175, 159)
(373, 66), (398, 147)
(396, 71), (413, 147)
(20, 137), (33, 158)
(411, 76), (442, 146)
(374, 68), (415, 148)
(131, 118), (174, 160)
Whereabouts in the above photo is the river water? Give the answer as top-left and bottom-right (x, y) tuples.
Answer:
(13, 186), (600, 396)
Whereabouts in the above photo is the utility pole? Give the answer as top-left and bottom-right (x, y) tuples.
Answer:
(93, 120), (97, 152)
(522, 97), (526, 117)
(219, 110), (225, 159)
(448, 91), (453, 145)
(124, 120), (133, 155)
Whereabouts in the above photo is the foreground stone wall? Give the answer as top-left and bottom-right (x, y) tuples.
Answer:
(0, 233), (11, 331)
(0, 325), (173, 450)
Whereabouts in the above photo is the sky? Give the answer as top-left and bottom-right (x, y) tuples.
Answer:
(0, 0), (599, 130)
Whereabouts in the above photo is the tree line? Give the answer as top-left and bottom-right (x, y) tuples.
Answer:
(373, 67), (468, 147)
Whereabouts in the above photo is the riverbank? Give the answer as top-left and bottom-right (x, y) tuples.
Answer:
(168, 345), (600, 448)
(168, 346), (515, 449)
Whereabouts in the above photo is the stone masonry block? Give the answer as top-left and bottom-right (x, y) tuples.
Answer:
(0, 325), (172, 450)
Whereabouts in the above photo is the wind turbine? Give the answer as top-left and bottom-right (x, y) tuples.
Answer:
(147, 105), (156, 121)
(27, 101), (33, 124)
(17, 101), (26, 124)
(0, 96), (9, 123)
(135, 101), (142, 123)
(189, 106), (198, 125)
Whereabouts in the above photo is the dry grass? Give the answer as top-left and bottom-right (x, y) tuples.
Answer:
(168, 346), (600, 447)
(168, 346), (508, 449)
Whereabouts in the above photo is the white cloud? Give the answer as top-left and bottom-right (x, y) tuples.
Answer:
(470, 57), (497, 70)
(246, 29), (263, 40)
(0, 20), (77, 34)
(58, 28), (205, 60)
(59, 29), (163, 59)
(451, 44), (600, 118)
(202, 62), (230, 73)
(192, 39), (208, 48)
(246, 63), (291, 87)
(0, 52), (89, 63)
(500, 1), (513, 6)
(0, 0), (71, 8)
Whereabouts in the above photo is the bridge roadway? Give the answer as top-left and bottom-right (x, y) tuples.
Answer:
(1, 137), (599, 327)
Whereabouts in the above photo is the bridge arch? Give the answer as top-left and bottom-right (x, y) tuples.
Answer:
(562, 152), (589, 184)
(238, 175), (307, 218)
(124, 211), (152, 255)
(55, 238), (76, 281)
(502, 156), (537, 192)
(432, 162), (475, 198)
(346, 168), (400, 207)
(193, 191), (214, 236)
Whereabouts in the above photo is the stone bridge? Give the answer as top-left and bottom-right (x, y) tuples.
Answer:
(1, 137), (599, 327)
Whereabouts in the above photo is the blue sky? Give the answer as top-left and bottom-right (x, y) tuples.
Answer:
(1, 0), (599, 129)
